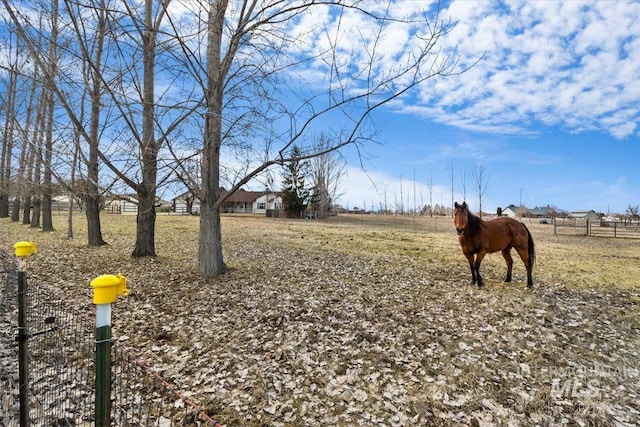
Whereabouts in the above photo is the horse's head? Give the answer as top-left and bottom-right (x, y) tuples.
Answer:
(454, 201), (469, 235)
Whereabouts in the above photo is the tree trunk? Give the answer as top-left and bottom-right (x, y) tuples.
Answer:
(42, 192), (53, 231)
(0, 63), (17, 218)
(83, 122), (104, 245)
(198, 199), (225, 277)
(12, 78), (36, 224)
(198, 0), (228, 278)
(67, 196), (74, 239)
(131, 0), (159, 258)
(42, 0), (58, 233)
(22, 196), (31, 225)
(83, 0), (107, 246)
(67, 137), (79, 239)
(11, 198), (20, 222)
(199, 134), (226, 275)
(30, 124), (43, 228)
(86, 196), (106, 246)
(30, 199), (41, 228)
(132, 189), (157, 257)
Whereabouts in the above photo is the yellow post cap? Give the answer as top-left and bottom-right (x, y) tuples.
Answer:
(14, 241), (37, 257)
(90, 273), (129, 305)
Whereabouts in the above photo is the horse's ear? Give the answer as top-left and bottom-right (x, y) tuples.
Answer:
(455, 202), (459, 208)
(462, 201), (468, 209)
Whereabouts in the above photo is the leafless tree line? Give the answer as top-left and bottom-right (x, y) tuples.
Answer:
(0, 0), (472, 277)
(358, 161), (488, 218)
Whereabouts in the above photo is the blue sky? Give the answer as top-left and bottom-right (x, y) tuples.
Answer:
(2, 1), (637, 215)
(332, 0), (640, 214)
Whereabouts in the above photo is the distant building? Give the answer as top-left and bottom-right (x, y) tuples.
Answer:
(221, 189), (283, 214)
(104, 194), (170, 214)
(172, 190), (200, 215)
(569, 210), (599, 221)
(528, 206), (555, 218)
(501, 204), (529, 218)
(172, 188), (283, 215)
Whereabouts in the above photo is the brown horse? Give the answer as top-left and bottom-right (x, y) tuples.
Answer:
(454, 202), (535, 288)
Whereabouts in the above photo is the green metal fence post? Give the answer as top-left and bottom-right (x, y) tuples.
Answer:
(90, 274), (129, 427)
(14, 241), (37, 427)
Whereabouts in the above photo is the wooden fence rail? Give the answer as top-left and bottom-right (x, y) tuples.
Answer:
(553, 218), (640, 239)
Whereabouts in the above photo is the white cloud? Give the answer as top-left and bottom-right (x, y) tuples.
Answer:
(397, 0), (640, 139)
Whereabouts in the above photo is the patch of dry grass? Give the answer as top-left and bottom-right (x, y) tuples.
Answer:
(0, 212), (639, 426)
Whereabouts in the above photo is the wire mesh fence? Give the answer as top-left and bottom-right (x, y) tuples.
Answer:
(0, 250), (221, 426)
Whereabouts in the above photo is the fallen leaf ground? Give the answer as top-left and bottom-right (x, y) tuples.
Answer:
(0, 213), (638, 426)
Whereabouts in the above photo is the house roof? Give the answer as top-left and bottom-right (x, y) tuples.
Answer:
(173, 188), (283, 203)
(529, 206), (554, 216)
(570, 210), (597, 218)
(224, 189), (264, 203)
(225, 190), (284, 203)
(106, 193), (170, 206)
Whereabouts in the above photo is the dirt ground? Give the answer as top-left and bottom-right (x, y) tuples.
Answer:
(0, 213), (638, 426)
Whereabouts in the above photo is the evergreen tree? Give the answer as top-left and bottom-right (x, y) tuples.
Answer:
(281, 145), (311, 218)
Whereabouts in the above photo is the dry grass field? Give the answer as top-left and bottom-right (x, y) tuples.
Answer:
(1, 212), (639, 426)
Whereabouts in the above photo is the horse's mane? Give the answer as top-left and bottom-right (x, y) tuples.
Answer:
(466, 210), (482, 235)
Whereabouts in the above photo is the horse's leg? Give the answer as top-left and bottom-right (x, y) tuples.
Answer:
(502, 248), (513, 282)
(515, 246), (533, 289)
(463, 251), (476, 285)
(474, 250), (487, 287)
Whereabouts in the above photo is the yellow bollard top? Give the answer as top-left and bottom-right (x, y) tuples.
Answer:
(14, 241), (37, 258)
(90, 273), (129, 305)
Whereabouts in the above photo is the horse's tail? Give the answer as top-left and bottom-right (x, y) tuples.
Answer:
(525, 225), (535, 267)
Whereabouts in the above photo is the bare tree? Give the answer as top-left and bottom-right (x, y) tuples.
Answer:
(29, 98), (45, 227)
(79, 0), (201, 254)
(2, 0), (109, 244)
(413, 170), (417, 216)
(447, 161), (455, 217)
(428, 172), (433, 217)
(0, 30), (19, 218)
(458, 167), (467, 204)
(16, 30), (50, 226)
(472, 163), (489, 217)
(4, 0), (198, 251)
(193, 1), (471, 276)
(111, 0), (173, 257)
(64, 0), (109, 245)
(309, 133), (346, 217)
(399, 176), (405, 215)
(38, 0), (60, 232)
(380, 186), (390, 214)
(3, 0), (473, 278)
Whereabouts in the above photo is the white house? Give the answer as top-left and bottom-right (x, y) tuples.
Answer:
(104, 194), (171, 214)
(104, 195), (139, 214)
(253, 192), (282, 214)
(501, 204), (520, 217)
(172, 189), (282, 215)
(172, 191), (200, 214)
